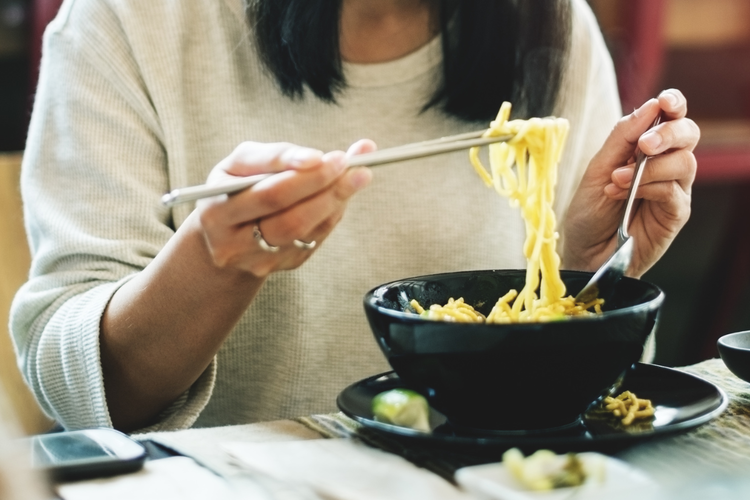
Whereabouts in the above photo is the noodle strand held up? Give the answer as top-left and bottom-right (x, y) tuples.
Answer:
(412, 102), (603, 323)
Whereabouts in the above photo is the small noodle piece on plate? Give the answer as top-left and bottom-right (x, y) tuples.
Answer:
(408, 102), (604, 323)
(603, 390), (655, 426)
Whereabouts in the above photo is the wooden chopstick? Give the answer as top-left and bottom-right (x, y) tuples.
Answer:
(161, 130), (513, 206)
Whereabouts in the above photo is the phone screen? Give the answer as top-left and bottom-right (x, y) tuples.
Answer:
(27, 429), (147, 480)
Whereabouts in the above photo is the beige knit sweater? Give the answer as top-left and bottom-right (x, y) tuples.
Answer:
(11, 0), (621, 431)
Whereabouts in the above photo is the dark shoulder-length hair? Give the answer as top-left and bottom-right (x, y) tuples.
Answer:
(247, 0), (571, 122)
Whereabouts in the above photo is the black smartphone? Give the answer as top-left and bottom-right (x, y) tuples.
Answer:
(23, 428), (148, 482)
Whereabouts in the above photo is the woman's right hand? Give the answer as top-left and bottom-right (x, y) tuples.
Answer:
(196, 140), (375, 277)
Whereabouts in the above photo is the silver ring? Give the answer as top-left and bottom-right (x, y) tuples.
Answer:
(253, 226), (279, 253)
(293, 239), (317, 250)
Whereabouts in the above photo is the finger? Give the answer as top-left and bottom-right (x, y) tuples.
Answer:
(292, 204), (352, 254)
(215, 220), (313, 277)
(219, 142), (325, 178)
(201, 216), (266, 270)
(604, 179), (691, 211)
(638, 117), (701, 156)
(596, 98), (661, 166)
(656, 88), (688, 121)
(346, 139), (378, 157)
(259, 166), (372, 245)
(637, 181), (692, 213)
(610, 149), (697, 193)
(220, 151), (349, 225)
(269, 211), (344, 272)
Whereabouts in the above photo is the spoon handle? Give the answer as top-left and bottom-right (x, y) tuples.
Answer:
(618, 115), (662, 246)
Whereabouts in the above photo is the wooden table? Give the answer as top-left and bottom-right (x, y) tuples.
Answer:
(57, 358), (744, 500)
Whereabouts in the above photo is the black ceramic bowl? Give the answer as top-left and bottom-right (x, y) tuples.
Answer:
(363, 269), (664, 432)
(717, 331), (750, 383)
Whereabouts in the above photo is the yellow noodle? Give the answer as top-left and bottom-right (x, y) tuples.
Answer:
(412, 102), (603, 323)
(603, 391), (655, 426)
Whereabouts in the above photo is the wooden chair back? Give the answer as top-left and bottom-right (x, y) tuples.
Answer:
(0, 153), (53, 435)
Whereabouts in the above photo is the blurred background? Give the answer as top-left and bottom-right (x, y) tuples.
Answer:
(1, 0), (749, 435)
(587, 0), (750, 368)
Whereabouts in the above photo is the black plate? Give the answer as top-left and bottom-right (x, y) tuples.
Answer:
(337, 363), (728, 453)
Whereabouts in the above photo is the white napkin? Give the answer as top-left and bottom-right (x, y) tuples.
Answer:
(455, 452), (658, 500)
(223, 438), (474, 500)
(56, 456), (252, 500)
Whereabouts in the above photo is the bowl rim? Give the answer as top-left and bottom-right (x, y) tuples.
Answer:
(364, 269), (665, 325)
(717, 330), (750, 351)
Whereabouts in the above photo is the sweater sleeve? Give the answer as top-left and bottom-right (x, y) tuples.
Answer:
(9, 0), (215, 431)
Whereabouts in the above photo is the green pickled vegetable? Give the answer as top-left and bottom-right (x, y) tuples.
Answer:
(372, 389), (430, 432)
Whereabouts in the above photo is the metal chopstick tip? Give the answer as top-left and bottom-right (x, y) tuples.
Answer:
(161, 192), (179, 206)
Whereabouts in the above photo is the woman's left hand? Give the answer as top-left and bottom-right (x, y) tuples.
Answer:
(563, 89), (700, 278)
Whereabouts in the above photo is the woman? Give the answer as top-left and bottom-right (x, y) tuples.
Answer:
(11, 0), (698, 432)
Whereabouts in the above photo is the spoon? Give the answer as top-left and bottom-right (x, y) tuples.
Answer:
(574, 115), (662, 304)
